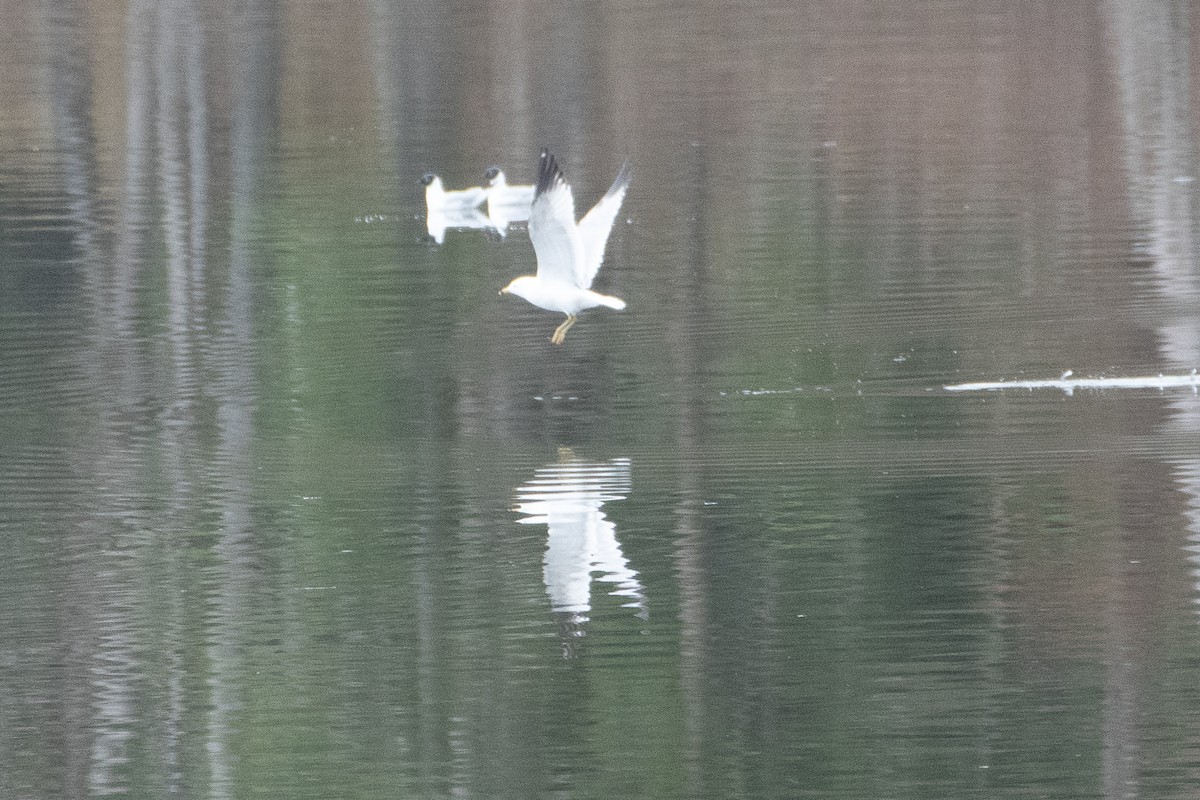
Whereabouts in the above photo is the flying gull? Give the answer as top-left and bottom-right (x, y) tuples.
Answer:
(499, 151), (630, 344)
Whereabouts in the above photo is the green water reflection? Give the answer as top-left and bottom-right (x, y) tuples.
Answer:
(4, 1), (1200, 799)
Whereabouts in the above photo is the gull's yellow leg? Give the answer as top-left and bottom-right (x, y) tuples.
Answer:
(551, 314), (577, 345)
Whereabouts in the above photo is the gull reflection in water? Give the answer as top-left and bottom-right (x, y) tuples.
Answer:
(513, 454), (645, 633)
(425, 206), (498, 245)
(484, 203), (525, 238)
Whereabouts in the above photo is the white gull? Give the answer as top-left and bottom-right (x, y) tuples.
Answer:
(421, 173), (487, 213)
(499, 151), (630, 344)
(421, 172), (493, 244)
(484, 166), (536, 210)
(484, 166), (536, 232)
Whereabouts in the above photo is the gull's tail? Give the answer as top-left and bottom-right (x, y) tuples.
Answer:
(594, 293), (626, 311)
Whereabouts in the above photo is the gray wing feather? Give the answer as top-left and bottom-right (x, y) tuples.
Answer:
(575, 162), (630, 288)
(529, 152), (583, 285)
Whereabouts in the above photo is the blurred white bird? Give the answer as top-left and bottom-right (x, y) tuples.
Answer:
(421, 173), (487, 213)
(499, 152), (630, 344)
(421, 172), (493, 244)
(484, 166), (536, 232)
(484, 166), (536, 210)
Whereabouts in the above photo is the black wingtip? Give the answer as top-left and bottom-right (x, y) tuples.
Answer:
(483, 166), (501, 181)
(608, 160), (632, 196)
(535, 150), (564, 199)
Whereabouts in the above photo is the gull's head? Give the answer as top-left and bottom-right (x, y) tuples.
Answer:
(483, 166), (505, 187)
(499, 275), (535, 300)
(420, 173), (439, 187)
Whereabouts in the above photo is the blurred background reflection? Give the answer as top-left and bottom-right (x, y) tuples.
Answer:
(3, 1), (1200, 798)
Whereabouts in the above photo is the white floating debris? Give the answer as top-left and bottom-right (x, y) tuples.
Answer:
(732, 387), (806, 396)
(945, 373), (1200, 392)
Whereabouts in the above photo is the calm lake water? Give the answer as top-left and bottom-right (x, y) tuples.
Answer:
(4, 2), (1200, 798)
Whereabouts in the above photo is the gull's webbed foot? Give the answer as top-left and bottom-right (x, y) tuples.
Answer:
(550, 314), (577, 345)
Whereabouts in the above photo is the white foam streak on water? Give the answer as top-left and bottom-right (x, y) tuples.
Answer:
(945, 372), (1200, 394)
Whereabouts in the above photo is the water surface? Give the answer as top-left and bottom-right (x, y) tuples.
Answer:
(3, 2), (1200, 798)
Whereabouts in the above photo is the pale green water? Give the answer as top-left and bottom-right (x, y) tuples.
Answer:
(4, 2), (1200, 798)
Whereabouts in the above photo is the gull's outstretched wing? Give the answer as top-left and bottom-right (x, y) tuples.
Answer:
(575, 162), (630, 288)
(529, 152), (583, 286)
